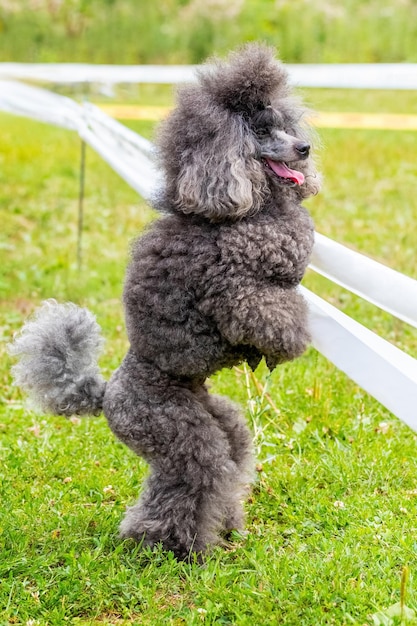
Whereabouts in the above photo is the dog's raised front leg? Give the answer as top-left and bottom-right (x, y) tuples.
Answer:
(212, 285), (310, 370)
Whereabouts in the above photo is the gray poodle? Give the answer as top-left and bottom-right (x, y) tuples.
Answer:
(10, 44), (320, 559)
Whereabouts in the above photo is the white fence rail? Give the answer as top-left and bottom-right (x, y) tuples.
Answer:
(0, 63), (417, 89)
(1, 78), (417, 429)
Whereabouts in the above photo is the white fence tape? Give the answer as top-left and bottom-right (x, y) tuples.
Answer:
(0, 62), (417, 90)
(0, 80), (159, 199)
(0, 64), (198, 85)
(311, 233), (417, 329)
(1, 79), (417, 427)
(304, 288), (417, 432)
(83, 103), (154, 159)
(0, 80), (82, 130)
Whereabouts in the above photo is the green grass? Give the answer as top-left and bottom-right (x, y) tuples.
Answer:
(1, 85), (417, 625)
(0, 0), (416, 64)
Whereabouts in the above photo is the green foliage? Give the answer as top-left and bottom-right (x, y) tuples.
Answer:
(0, 0), (417, 63)
(1, 85), (417, 624)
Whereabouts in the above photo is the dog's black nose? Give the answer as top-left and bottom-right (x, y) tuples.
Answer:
(295, 142), (310, 159)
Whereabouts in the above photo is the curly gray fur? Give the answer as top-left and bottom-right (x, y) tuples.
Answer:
(10, 44), (320, 560)
(9, 300), (106, 416)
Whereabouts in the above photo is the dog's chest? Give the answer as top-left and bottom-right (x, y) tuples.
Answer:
(216, 208), (314, 271)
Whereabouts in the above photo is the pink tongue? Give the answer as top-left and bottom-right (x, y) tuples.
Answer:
(266, 159), (305, 185)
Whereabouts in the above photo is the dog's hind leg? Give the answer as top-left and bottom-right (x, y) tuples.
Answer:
(118, 402), (238, 558)
(104, 352), (239, 559)
(197, 389), (254, 533)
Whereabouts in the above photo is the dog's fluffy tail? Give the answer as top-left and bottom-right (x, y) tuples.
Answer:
(9, 300), (106, 416)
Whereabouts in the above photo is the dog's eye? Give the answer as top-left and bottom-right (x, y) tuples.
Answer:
(255, 127), (270, 138)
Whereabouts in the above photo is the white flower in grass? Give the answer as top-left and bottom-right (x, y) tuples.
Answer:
(333, 500), (345, 508)
(27, 424), (41, 437)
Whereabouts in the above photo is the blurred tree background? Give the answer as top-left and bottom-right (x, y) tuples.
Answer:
(0, 0), (416, 64)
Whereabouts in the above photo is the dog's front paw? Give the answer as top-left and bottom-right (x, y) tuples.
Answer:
(265, 354), (280, 371)
(244, 347), (262, 372)
(265, 326), (310, 370)
(265, 352), (293, 371)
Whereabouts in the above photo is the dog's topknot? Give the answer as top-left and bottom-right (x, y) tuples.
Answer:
(199, 43), (290, 116)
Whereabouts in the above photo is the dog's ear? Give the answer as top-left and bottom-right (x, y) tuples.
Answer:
(174, 111), (267, 221)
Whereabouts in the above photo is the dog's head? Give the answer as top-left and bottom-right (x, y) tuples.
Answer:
(156, 43), (320, 222)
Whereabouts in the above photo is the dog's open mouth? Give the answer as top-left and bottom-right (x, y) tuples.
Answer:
(263, 158), (305, 186)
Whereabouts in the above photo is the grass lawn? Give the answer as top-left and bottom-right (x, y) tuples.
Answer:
(1, 86), (417, 625)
